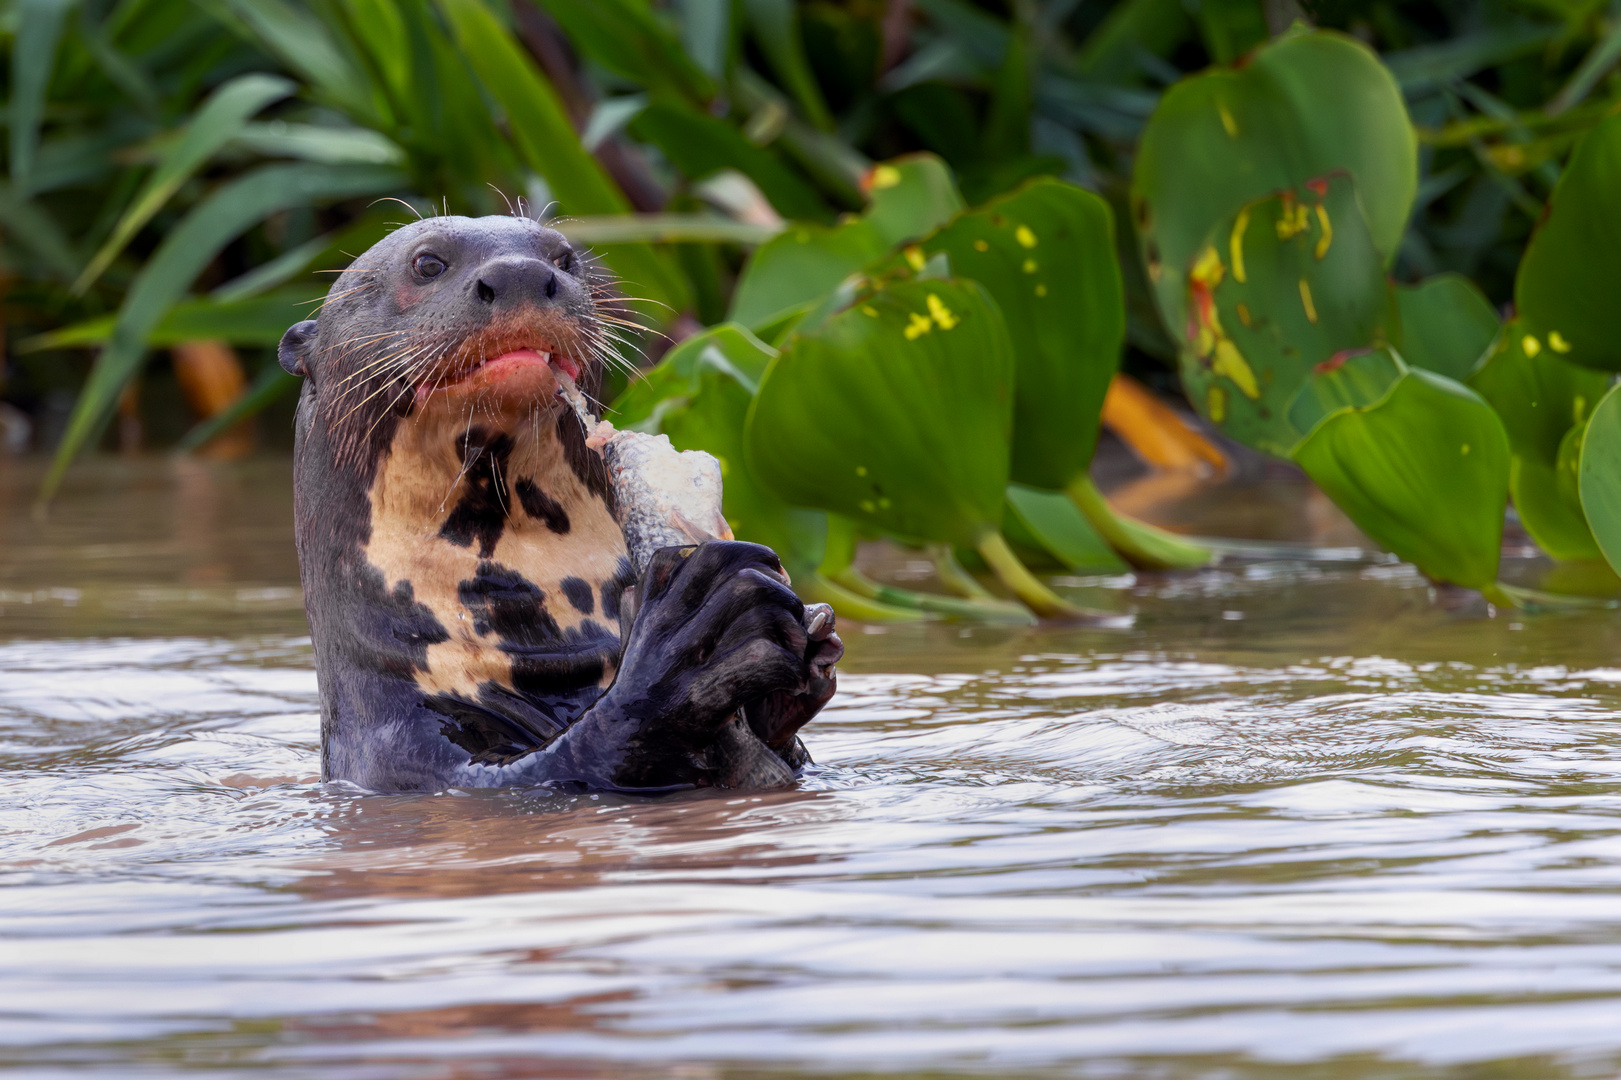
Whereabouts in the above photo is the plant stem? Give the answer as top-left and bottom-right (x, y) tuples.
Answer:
(1064, 475), (1212, 570)
(797, 572), (929, 623)
(975, 531), (1095, 621)
(929, 543), (998, 600)
(828, 563), (1034, 623)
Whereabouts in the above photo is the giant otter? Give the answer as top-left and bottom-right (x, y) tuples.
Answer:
(277, 214), (841, 793)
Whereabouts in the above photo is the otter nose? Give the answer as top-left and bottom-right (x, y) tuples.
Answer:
(473, 256), (559, 306)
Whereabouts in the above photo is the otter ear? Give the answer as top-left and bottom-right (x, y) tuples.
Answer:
(279, 320), (318, 378)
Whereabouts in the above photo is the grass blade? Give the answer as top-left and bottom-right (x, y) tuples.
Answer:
(40, 162), (405, 503)
(175, 363), (301, 454)
(74, 73), (296, 294)
(10, 0), (76, 193)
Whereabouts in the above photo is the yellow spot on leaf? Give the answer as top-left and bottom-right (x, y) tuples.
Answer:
(1218, 103), (1238, 137)
(1207, 384), (1228, 422)
(1237, 302), (1252, 327)
(878, 497), (892, 509)
(973, 239), (990, 252)
(856, 465), (868, 476)
(1015, 225), (1037, 248)
(860, 499), (876, 513)
(1314, 205), (1333, 259)
(1550, 331), (1572, 353)
(904, 313), (933, 340)
(904, 245), (925, 271)
(1190, 245), (1225, 288)
(1213, 339), (1260, 398)
(1035, 284), (1048, 297)
(1461, 444), (1470, 455)
(1276, 199), (1310, 240)
(1229, 209), (1249, 283)
(869, 164), (901, 189)
(1522, 334), (1542, 358)
(1298, 279), (1318, 324)
(926, 293), (959, 329)
(861, 305), (878, 317)
(1022, 258), (1037, 274)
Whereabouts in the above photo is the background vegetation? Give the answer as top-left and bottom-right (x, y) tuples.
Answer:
(5, 0), (1621, 617)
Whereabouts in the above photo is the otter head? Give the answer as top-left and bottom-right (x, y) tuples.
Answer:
(278, 214), (617, 468)
(280, 216), (638, 785)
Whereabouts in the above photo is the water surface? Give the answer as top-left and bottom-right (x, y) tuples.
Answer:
(6, 457), (1621, 1079)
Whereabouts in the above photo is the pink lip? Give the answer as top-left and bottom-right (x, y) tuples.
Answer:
(414, 348), (581, 405)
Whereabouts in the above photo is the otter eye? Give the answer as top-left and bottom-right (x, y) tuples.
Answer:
(413, 253), (446, 279)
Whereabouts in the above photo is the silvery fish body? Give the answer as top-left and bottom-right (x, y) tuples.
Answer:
(593, 426), (732, 572)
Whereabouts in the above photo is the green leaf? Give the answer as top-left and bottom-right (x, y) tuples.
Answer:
(680, 0), (733, 79)
(1293, 369), (1510, 589)
(742, 0), (835, 130)
(1133, 30), (1416, 338)
(76, 73), (296, 293)
(1075, 0), (1191, 84)
(10, 0), (76, 192)
(1183, 174), (1394, 457)
(1192, 0), (1269, 65)
(1514, 112), (1621, 372)
(1470, 323), (1609, 561)
(1005, 484), (1127, 572)
(1393, 274), (1500, 383)
(558, 215), (781, 247)
(1286, 345), (1404, 438)
(18, 288), (321, 352)
(230, 121), (406, 166)
(627, 99), (831, 221)
(435, 0), (690, 319)
(863, 154), (965, 249)
(913, 177), (1122, 491)
(536, 0), (714, 104)
(1578, 383), (1621, 579)
(207, 0), (374, 118)
(0, 181), (78, 280)
(613, 322), (777, 427)
(728, 154), (964, 328)
(746, 278), (1013, 549)
(41, 162), (406, 501)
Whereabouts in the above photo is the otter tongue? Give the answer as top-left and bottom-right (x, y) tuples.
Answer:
(489, 348), (580, 381)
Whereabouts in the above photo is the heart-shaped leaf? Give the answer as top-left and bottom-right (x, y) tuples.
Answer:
(1133, 30), (1416, 337)
(1515, 112), (1621, 372)
(746, 278), (1013, 549)
(1292, 368), (1509, 589)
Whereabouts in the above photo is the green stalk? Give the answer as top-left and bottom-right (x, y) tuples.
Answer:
(928, 543), (998, 600)
(1064, 475), (1212, 571)
(796, 572), (928, 623)
(819, 515), (1032, 623)
(974, 531), (1094, 621)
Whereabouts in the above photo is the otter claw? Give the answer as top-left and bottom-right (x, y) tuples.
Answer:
(804, 603), (833, 639)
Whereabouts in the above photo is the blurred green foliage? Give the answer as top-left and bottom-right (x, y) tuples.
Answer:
(6, 0), (1621, 610)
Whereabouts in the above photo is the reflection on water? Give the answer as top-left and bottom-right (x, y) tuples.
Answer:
(5, 456), (1621, 1079)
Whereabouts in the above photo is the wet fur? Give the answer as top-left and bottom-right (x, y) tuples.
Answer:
(281, 215), (838, 793)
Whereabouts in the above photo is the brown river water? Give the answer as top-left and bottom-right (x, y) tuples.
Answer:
(5, 455), (1621, 1079)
